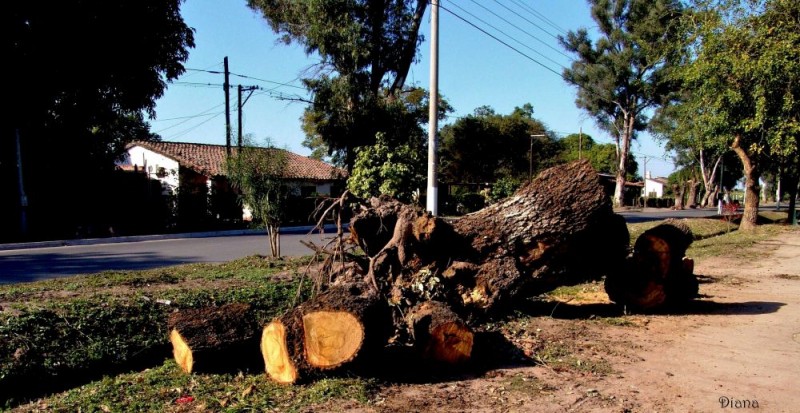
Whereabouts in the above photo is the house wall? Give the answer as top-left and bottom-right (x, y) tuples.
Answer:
(644, 178), (665, 198)
(125, 146), (180, 195)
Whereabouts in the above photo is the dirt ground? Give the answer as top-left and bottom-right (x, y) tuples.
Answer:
(363, 228), (800, 413)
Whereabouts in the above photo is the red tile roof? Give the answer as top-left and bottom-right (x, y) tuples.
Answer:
(128, 141), (346, 181)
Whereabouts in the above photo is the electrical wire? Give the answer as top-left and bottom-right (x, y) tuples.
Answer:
(165, 111), (226, 141)
(504, 0), (570, 36)
(154, 102), (226, 134)
(467, 0), (574, 62)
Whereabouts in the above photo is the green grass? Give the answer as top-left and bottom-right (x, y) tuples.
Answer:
(627, 218), (734, 246)
(0, 256), (313, 407)
(19, 360), (374, 412)
(687, 224), (786, 259)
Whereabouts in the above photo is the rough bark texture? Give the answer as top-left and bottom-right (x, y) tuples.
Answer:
(732, 135), (760, 230)
(605, 219), (698, 310)
(167, 303), (260, 373)
(451, 160), (629, 311)
(261, 285), (391, 383)
(405, 301), (473, 364)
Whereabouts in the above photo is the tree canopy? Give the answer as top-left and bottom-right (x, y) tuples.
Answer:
(674, 0), (800, 227)
(560, 0), (685, 206)
(558, 133), (639, 180)
(4, 0), (194, 240)
(248, 0), (429, 168)
(439, 104), (560, 184)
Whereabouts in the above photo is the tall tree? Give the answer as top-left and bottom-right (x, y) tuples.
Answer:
(4, 0), (194, 240)
(440, 105), (559, 184)
(560, 0), (685, 207)
(248, 0), (429, 168)
(677, 0), (800, 229)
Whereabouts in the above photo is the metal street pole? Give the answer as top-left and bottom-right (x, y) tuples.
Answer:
(427, 0), (439, 215)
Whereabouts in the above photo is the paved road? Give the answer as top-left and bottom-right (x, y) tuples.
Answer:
(2, 205), (793, 284)
(0, 232), (336, 284)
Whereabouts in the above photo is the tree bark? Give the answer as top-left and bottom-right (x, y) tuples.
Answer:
(167, 303), (260, 374)
(686, 178), (699, 208)
(405, 301), (473, 364)
(613, 113), (635, 207)
(732, 136), (760, 230)
(605, 219), (698, 310)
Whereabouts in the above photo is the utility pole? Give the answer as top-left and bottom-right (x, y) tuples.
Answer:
(224, 56), (231, 156)
(15, 129), (28, 237)
(529, 134), (546, 182)
(237, 84), (259, 150)
(427, 0), (439, 215)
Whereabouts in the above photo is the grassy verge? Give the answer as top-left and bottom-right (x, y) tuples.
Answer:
(2, 220), (794, 411)
(0, 256), (311, 407)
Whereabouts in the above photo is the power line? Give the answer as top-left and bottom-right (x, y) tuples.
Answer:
(439, 4), (564, 72)
(490, 0), (563, 41)
(154, 102), (226, 134)
(504, 0), (570, 36)
(166, 111), (226, 141)
(439, 3), (564, 78)
(184, 68), (306, 90)
(466, 0), (573, 62)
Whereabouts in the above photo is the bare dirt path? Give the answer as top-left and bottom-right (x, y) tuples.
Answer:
(366, 228), (800, 413)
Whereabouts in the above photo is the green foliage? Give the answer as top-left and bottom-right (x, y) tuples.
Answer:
(560, 0), (685, 205)
(226, 139), (290, 256)
(558, 133), (639, 179)
(489, 177), (523, 201)
(347, 133), (424, 202)
(3, 0), (194, 240)
(248, 0), (432, 167)
(440, 104), (560, 184)
(673, 0), (800, 227)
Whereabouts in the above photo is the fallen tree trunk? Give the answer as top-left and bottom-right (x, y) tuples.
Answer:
(261, 285), (391, 384)
(167, 303), (260, 373)
(346, 160), (629, 317)
(605, 219), (699, 309)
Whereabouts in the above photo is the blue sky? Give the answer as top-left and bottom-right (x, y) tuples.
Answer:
(153, 0), (677, 178)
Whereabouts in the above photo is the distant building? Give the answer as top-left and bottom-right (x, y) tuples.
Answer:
(643, 171), (669, 198)
(119, 141), (346, 227)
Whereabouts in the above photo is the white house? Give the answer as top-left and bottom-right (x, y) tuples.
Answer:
(643, 171), (669, 198)
(118, 141), (347, 224)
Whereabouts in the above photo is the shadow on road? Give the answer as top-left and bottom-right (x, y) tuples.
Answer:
(0, 251), (196, 284)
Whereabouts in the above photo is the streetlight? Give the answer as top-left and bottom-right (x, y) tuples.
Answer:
(529, 134), (547, 182)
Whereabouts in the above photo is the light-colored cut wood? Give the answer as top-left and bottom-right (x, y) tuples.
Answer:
(302, 311), (364, 368)
(261, 321), (298, 384)
(170, 329), (193, 373)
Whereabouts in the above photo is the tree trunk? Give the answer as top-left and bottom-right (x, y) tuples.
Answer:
(405, 301), (473, 364)
(168, 303), (260, 373)
(785, 169), (799, 226)
(605, 219), (698, 310)
(613, 113), (635, 207)
(699, 150), (722, 208)
(673, 183), (686, 210)
(260, 285), (391, 384)
(686, 178), (699, 208)
(732, 136), (760, 230)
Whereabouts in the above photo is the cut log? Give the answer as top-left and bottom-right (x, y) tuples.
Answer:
(167, 303), (260, 374)
(406, 301), (473, 364)
(261, 285), (391, 384)
(605, 219), (699, 310)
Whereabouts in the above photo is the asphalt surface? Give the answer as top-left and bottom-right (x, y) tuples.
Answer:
(0, 231), (336, 284)
(1, 206), (793, 284)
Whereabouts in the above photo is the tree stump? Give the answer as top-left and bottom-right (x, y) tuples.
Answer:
(605, 219), (699, 309)
(261, 285), (391, 384)
(167, 303), (260, 373)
